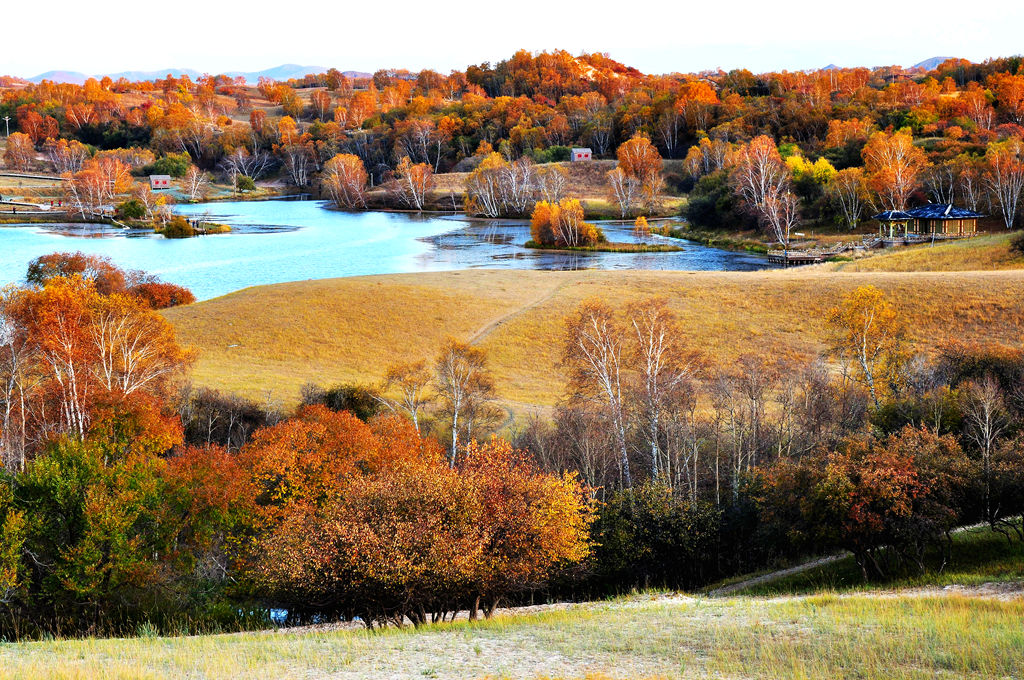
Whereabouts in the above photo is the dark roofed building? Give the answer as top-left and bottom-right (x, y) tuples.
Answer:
(873, 204), (983, 240)
(905, 203), (983, 236)
(872, 210), (914, 221)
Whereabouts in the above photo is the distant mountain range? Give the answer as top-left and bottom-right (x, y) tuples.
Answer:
(25, 64), (371, 85)
(822, 57), (955, 72)
(21, 57), (961, 86)
(911, 57), (954, 71)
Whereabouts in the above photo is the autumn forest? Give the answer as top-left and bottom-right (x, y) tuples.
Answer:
(2, 50), (1024, 669)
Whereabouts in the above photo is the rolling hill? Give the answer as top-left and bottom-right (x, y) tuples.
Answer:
(164, 267), (1024, 410)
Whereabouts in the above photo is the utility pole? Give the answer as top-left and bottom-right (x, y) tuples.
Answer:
(2, 116), (9, 136)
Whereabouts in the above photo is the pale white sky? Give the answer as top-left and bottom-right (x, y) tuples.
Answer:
(3, 0), (1023, 77)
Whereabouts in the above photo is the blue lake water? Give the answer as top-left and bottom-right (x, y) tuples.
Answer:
(0, 199), (769, 300)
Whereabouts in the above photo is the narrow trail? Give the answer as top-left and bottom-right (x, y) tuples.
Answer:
(707, 554), (848, 597)
(708, 522), (1001, 597)
(466, 278), (571, 346)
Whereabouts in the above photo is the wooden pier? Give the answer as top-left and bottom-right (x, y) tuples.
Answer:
(767, 250), (824, 266)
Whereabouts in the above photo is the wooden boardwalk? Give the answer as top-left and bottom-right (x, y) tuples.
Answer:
(767, 239), (875, 266)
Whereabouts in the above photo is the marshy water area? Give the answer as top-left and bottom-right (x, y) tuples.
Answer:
(0, 198), (769, 300)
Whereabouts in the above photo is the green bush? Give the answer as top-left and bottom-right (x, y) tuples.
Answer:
(116, 198), (147, 220)
(299, 382), (384, 422)
(145, 152), (192, 178)
(534, 145), (571, 163)
(160, 216), (195, 239)
(236, 175), (256, 191)
(683, 170), (755, 230)
(589, 484), (723, 591)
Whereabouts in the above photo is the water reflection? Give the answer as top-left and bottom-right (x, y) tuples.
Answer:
(0, 200), (769, 301)
(419, 219), (770, 273)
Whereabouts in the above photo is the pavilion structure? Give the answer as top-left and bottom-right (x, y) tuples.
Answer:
(873, 210), (914, 240)
(873, 204), (984, 244)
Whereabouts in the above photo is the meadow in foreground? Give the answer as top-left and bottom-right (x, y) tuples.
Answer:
(0, 589), (1020, 680)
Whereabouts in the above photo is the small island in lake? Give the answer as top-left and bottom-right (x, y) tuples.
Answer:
(525, 199), (682, 253)
(524, 240), (683, 253)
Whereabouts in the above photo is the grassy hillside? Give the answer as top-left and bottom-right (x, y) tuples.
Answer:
(165, 268), (1024, 408)
(2, 587), (1021, 679)
(835, 232), (1024, 272)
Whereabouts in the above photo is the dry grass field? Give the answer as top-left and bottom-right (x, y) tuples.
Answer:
(165, 266), (1024, 409)
(835, 232), (1024, 272)
(1, 589), (1021, 679)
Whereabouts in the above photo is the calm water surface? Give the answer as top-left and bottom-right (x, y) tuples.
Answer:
(0, 199), (769, 300)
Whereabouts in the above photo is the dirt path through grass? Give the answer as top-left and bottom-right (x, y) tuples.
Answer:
(466, 277), (570, 345)
(708, 554), (849, 597)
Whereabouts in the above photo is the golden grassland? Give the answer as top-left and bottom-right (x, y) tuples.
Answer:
(165, 265), (1024, 409)
(1, 591), (1021, 679)
(834, 232), (1024, 272)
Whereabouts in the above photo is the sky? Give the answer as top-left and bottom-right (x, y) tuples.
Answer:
(3, 0), (1023, 78)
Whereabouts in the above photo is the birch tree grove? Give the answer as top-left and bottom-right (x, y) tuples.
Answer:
(957, 155), (985, 212)
(984, 137), (1024, 229)
(761, 190), (800, 253)
(607, 167), (641, 218)
(89, 294), (192, 397)
(731, 136), (789, 211)
(611, 135), (663, 215)
(464, 153), (538, 217)
(682, 136), (734, 179)
(627, 298), (699, 480)
(964, 375), (1009, 524)
(183, 165), (211, 201)
(563, 300), (632, 488)
(379, 360), (433, 433)
(0, 304), (30, 472)
(922, 160), (958, 204)
(2, 133), (34, 171)
(0, 270), (192, 469)
(322, 153), (368, 209)
(434, 339), (494, 467)
(827, 167), (869, 229)
(730, 135), (798, 243)
(826, 285), (908, 409)
(388, 156), (434, 211)
(530, 199), (601, 247)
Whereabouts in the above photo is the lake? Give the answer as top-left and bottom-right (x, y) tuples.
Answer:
(0, 199), (769, 300)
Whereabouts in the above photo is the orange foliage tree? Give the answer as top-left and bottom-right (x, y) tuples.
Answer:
(321, 153), (367, 209)
(610, 134), (663, 215)
(0, 271), (193, 467)
(763, 427), (971, 579)
(235, 408), (593, 627)
(530, 199), (601, 247)
(3, 133), (35, 171)
(861, 130), (927, 211)
(388, 156), (434, 211)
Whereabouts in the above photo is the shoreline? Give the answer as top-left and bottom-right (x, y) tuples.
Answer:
(523, 240), (686, 253)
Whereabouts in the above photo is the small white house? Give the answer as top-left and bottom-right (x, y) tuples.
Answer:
(570, 148), (593, 162)
(149, 175), (172, 190)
